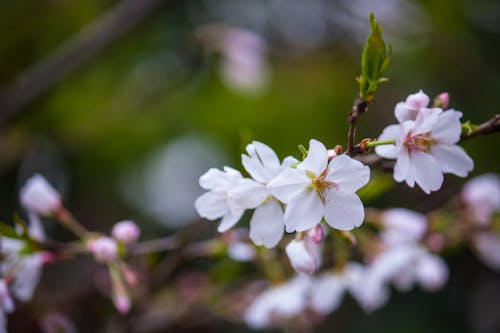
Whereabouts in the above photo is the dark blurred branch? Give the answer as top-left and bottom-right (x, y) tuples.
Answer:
(460, 114), (500, 141)
(346, 97), (370, 156)
(0, 0), (167, 125)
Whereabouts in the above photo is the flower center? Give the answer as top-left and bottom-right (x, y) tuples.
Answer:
(404, 132), (435, 153)
(309, 169), (338, 200)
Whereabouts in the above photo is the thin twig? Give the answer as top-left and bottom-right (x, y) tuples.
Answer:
(461, 114), (500, 141)
(346, 97), (370, 156)
(0, 0), (167, 125)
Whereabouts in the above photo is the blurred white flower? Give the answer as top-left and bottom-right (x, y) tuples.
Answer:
(228, 242), (256, 262)
(462, 173), (500, 225)
(376, 108), (473, 194)
(473, 232), (500, 271)
(20, 174), (61, 216)
(379, 208), (427, 246)
(88, 237), (118, 263)
(112, 220), (141, 244)
(268, 139), (370, 232)
(244, 275), (311, 329)
(285, 237), (321, 275)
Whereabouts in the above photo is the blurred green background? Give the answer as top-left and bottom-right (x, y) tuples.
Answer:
(1, 0), (499, 332)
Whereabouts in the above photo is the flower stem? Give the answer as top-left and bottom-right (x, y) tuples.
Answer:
(54, 208), (88, 238)
(365, 139), (396, 148)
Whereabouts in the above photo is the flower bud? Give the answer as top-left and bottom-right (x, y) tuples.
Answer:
(112, 220), (141, 244)
(433, 92), (449, 109)
(20, 174), (61, 216)
(285, 239), (321, 275)
(113, 293), (131, 314)
(307, 225), (324, 244)
(88, 237), (118, 263)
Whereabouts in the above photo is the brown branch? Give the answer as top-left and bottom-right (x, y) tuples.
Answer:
(460, 114), (500, 141)
(0, 0), (167, 125)
(346, 97), (370, 156)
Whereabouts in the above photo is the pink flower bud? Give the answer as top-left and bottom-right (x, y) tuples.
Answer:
(20, 174), (62, 216)
(88, 237), (118, 263)
(113, 293), (131, 314)
(307, 225), (324, 244)
(434, 92), (449, 109)
(327, 149), (337, 160)
(112, 220), (141, 244)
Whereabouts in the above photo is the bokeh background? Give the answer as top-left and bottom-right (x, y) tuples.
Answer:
(1, 0), (499, 332)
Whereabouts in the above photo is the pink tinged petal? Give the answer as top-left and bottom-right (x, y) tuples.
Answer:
(266, 169), (310, 203)
(395, 102), (415, 123)
(249, 200), (285, 248)
(228, 179), (268, 209)
(409, 152), (444, 194)
(415, 254), (448, 292)
(194, 191), (228, 219)
(375, 124), (402, 159)
(324, 190), (365, 230)
(406, 90), (430, 109)
(431, 109), (462, 144)
(310, 274), (345, 314)
(297, 139), (328, 175)
(284, 190), (324, 232)
(430, 144), (473, 177)
(327, 155), (370, 193)
(217, 209), (245, 232)
(412, 108), (441, 134)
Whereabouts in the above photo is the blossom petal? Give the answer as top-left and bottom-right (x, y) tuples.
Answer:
(415, 254), (448, 291)
(310, 273), (345, 314)
(393, 149), (412, 186)
(228, 179), (269, 210)
(242, 141), (281, 183)
(409, 152), (443, 194)
(324, 190), (364, 230)
(432, 109), (462, 144)
(249, 200), (285, 248)
(327, 155), (370, 193)
(284, 190), (324, 232)
(267, 169), (310, 203)
(375, 124), (401, 159)
(194, 191), (227, 219)
(431, 144), (473, 177)
(199, 167), (241, 189)
(297, 139), (328, 176)
(218, 209), (245, 232)
(413, 108), (441, 134)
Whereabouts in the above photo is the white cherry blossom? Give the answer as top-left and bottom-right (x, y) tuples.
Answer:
(379, 208), (427, 246)
(375, 108), (473, 194)
(472, 232), (500, 271)
(195, 167), (249, 233)
(267, 139), (370, 232)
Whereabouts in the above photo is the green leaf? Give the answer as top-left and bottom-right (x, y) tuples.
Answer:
(461, 120), (477, 136)
(359, 13), (391, 100)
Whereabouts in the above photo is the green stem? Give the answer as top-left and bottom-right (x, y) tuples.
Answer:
(365, 139), (396, 148)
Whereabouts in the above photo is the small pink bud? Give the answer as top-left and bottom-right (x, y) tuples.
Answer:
(120, 264), (139, 287)
(433, 92), (449, 109)
(88, 237), (118, 263)
(426, 233), (446, 253)
(20, 174), (62, 216)
(327, 149), (337, 160)
(112, 220), (141, 244)
(307, 225), (324, 244)
(285, 239), (321, 275)
(113, 294), (131, 314)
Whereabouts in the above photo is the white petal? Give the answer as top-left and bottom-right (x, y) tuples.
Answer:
(194, 191), (227, 219)
(20, 174), (61, 216)
(11, 254), (42, 301)
(310, 273), (345, 314)
(252, 141), (280, 167)
(430, 144), (473, 177)
(217, 209), (245, 232)
(431, 109), (462, 144)
(374, 124), (401, 159)
(327, 155), (370, 193)
(473, 232), (500, 271)
(285, 239), (320, 275)
(380, 209), (427, 246)
(228, 179), (268, 209)
(242, 141), (281, 183)
(284, 190), (324, 232)
(267, 169), (310, 203)
(406, 90), (430, 109)
(324, 190), (364, 230)
(412, 108), (441, 135)
(297, 139), (328, 176)
(199, 167), (241, 190)
(249, 200), (285, 248)
(393, 149), (412, 186)
(282, 156), (299, 168)
(395, 102), (415, 123)
(415, 254), (448, 291)
(409, 152), (443, 194)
